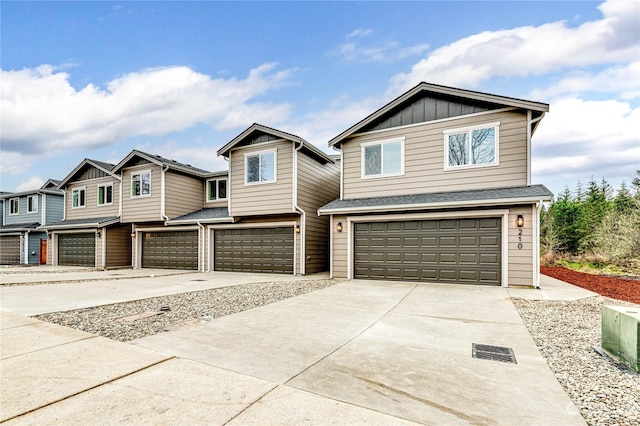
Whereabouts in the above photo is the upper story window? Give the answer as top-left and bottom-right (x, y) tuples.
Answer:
(9, 198), (19, 215)
(27, 195), (38, 213)
(72, 187), (86, 208)
(97, 183), (113, 206)
(207, 178), (227, 202)
(444, 122), (499, 169)
(131, 170), (151, 197)
(361, 138), (404, 178)
(245, 150), (276, 184)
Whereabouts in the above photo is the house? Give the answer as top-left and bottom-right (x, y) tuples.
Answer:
(166, 123), (340, 274)
(43, 159), (129, 268)
(0, 180), (63, 265)
(318, 82), (553, 287)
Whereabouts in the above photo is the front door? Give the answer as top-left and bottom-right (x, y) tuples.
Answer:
(39, 239), (47, 264)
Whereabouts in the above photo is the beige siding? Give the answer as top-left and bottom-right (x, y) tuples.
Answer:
(342, 110), (529, 199)
(507, 205), (535, 286)
(105, 224), (132, 268)
(164, 172), (205, 219)
(121, 165), (162, 223)
(297, 152), (340, 274)
(229, 141), (294, 216)
(66, 176), (120, 220)
(331, 214), (349, 278)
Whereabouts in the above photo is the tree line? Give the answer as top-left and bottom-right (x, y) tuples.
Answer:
(540, 171), (640, 266)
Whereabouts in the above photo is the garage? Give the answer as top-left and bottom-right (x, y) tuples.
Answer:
(214, 227), (294, 274)
(58, 233), (96, 267)
(0, 235), (21, 265)
(141, 231), (198, 270)
(353, 217), (501, 285)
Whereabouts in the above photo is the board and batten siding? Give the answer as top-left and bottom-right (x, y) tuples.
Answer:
(229, 140), (294, 217)
(342, 110), (529, 200)
(121, 165), (162, 223)
(105, 224), (132, 267)
(164, 172), (205, 219)
(297, 151), (340, 274)
(507, 205), (535, 286)
(66, 176), (120, 220)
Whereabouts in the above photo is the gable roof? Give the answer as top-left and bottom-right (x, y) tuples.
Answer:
(58, 158), (118, 188)
(217, 123), (335, 164)
(41, 179), (61, 189)
(328, 82), (549, 148)
(112, 149), (211, 176)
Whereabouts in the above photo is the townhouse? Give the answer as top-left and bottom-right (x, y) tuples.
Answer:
(0, 180), (63, 265)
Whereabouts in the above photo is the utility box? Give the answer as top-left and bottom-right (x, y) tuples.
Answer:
(602, 305), (640, 373)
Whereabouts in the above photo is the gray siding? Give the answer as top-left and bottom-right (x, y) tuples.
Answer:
(229, 140), (294, 216)
(5, 195), (41, 225)
(27, 232), (46, 264)
(342, 110), (528, 199)
(164, 172), (205, 219)
(44, 194), (64, 225)
(297, 151), (340, 274)
(105, 224), (132, 267)
(0, 200), (4, 225)
(121, 165), (162, 223)
(66, 176), (120, 220)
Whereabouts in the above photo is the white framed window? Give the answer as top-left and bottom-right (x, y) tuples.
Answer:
(245, 150), (276, 184)
(72, 187), (86, 208)
(206, 178), (227, 202)
(131, 170), (151, 197)
(361, 138), (404, 179)
(97, 183), (113, 206)
(444, 122), (499, 169)
(27, 195), (38, 213)
(9, 198), (19, 215)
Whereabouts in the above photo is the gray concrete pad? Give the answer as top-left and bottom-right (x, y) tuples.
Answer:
(0, 268), (194, 285)
(1, 320), (94, 360)
(509, 274), (599, 301)
(0, 271), (329, 316)
(3, 358), (276, 425)
(0, 311), (40, 329)
(228, 385), (421, 425)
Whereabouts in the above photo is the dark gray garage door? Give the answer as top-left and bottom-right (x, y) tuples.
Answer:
(58, 233), (96, 267)
(0, 235), (21, 265)
(354, 218), (501, 285)
(141, 231), (198, 270)
(214, 227), (294, 274)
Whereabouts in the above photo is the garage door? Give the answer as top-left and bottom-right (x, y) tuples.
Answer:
(58, 233), (96, 267)
(0, 235), (21, 265)
(214, 227), (294, 274)
(141, 231), (198, 270)
(354, 218), (501, 285)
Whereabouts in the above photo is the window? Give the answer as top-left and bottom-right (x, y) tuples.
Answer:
(27, 195), (38, 213)
(445, 123), (499, 169)
(72, 187), (86, 208)
(9, 198), (19, 215)
(361, 138), (404, 178)
(131, 170), (151, 197)
(206, 178), (227, 201)
(97, 184), (113, 206)
(245, 151), (276, 184)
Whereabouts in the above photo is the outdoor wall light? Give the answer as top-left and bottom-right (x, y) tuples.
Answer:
(295, 225), (301, 233)
(516, 214), (524, 228)
(130, 232), (136, 238)
(336, 222), (343, 232)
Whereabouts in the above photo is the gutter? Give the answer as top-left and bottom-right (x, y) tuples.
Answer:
(197, 220), (205, 272)
(534, 200), (544, 289)
(23, 230), (30, 264)
(293, 141), (306, 275)
(160, 165), (169, 221)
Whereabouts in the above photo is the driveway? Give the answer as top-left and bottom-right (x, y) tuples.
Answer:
(1, 274), (589, 424)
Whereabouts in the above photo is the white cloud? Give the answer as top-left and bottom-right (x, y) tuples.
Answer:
(346, 28), (372, 39)
(15, 176), (44, 192)
(389, 0), (640, 93)
(1, 63), (295, 157)
(332, 29), (429, 64)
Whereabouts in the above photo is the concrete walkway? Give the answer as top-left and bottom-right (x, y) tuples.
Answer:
(1, 275), (593, 424)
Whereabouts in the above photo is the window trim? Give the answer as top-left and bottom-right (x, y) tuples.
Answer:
(9, 198), (19, 215)
(131, 170), (152, 198)
(360, 137), (405, 179)
(206, 178), (228, 202)
(244, 149), (277, 185)
(444, 122), (500, 171)
(97, 183), (114, 206)
(27, 195), (38, 213)
(71, 187), (87, 209)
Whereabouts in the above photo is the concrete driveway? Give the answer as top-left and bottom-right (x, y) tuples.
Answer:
(1, 274), (589, 425)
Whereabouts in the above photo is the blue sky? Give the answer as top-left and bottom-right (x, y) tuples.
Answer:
(1, 0), (638, 196)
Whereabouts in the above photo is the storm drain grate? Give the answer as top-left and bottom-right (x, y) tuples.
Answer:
(472, 343), (517, 364)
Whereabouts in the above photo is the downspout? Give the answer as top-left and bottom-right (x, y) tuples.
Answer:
(534, 200), (543, 289)
(24, 230), (30, 264)
(118, 180), (123, 217)
(293, 141), (306, 275)
(62, 190), (66, 221)
(197, 220), (205, 272)
(161, 165), (169, 221)
(526, 112), (546, 186)
(41, 193), (47, 226)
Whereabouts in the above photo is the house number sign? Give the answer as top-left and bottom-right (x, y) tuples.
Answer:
(517, 229), (523, 249)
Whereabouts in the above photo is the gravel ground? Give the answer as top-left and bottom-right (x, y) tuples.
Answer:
(35, 279), (338, 342)
(513, 296), (640, 426)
